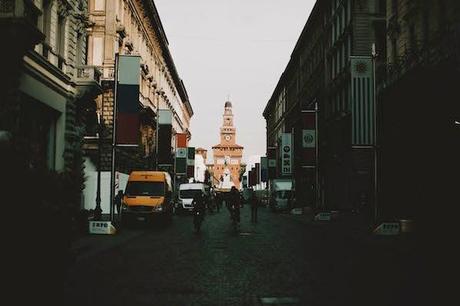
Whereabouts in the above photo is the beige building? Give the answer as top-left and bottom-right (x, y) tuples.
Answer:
(210, 101), (244, 190)
(86, 0), (193, 171)
(0, 0), (101, 172)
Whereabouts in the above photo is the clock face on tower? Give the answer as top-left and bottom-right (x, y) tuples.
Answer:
(225, 135), (231, 141)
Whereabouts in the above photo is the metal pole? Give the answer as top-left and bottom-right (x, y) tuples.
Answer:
(94, 112), (102, 220)
(315, 101), (320, 210)
(155, 92), (159, 170)
(372, 44), (378, 223)
(109, 53), (119, 223)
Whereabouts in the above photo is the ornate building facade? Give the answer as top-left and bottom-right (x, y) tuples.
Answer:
(210, 101), (244, 190)
(85, 0), (193, 172)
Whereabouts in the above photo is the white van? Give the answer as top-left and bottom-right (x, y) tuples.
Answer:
(176, 183), (209, 214)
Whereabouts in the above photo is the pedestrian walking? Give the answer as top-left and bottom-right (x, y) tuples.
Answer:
(114, 190), (124, 219)
(249, 188), (259, 223)
(229, 186), (241, 224)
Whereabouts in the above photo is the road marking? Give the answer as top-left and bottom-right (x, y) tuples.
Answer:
(260, 297), (300, 304)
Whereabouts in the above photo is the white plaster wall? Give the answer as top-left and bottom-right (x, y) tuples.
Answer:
(82, 158), (128, 213)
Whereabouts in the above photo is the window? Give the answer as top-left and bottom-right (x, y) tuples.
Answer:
(56, 14), (66, 67)
(42, 0), (52, 58)
(126, 181), (165, 196)
(392, 38), (398, 63)
(423, 11), (430, 42)
(409, 24), (417, 52)
(378, 0), (387, 15)
(391, 0), (398, 16)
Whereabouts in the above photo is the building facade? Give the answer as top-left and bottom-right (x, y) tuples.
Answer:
(0, 0), (101, 202)
(263, 0), (386, 217)
(85, 0), (193, 173)
(377, 0), (460, 220)
(210, 101), (244, 190)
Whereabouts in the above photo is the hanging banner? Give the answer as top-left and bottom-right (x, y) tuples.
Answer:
(267, 146), (277, 179)
(176, 148), (187, 158)
(302, 111), (317, 166)
(350, 56), (374, 145)
(281, 133), (292, 175)
(175, 157), (186, 175)
(255, 162), (260, 185)
(116, 55), (141, 145)
(176, 133), (187, 148)
(260, 157), (268, 183)
(158, 124), (172, 165)
(158, 109), (172, 125)
(187, 147), (195, 166)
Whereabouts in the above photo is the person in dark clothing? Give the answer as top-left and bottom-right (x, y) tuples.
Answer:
(192, 192), (206, 229)
(229, 186), (241, 224)
(114, 190), (124, 218)
(249, 188), (259, 223)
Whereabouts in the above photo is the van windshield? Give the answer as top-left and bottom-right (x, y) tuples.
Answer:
(275, 190), (292, 199)
(180, 189), (203, 199)
(126, 181), (165, 196)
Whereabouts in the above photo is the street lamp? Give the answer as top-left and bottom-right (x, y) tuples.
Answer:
(372, 43), (379, 223)
(94, 112), (103, 221)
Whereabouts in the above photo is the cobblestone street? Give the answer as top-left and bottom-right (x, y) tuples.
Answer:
(63, 206), (420, 306)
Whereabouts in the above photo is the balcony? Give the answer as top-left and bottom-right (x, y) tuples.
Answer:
(0, 0), (44, 50)
(75, 65), (103, 98)
(379, 23), (460, 89)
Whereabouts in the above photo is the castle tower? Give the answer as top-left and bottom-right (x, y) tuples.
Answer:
(212, 101), (244, 190)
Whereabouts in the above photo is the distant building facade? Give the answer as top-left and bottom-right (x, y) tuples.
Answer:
(209, 101), (244, 190)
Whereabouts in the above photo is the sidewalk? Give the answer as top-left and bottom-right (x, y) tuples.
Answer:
(283, 208), (420, 306)
(70, 214), (144, 263)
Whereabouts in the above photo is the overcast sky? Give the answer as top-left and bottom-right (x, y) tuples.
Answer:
(155, 0), (316, 163)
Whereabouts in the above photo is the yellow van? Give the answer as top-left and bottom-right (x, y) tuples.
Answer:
(121, 171), (173, 225)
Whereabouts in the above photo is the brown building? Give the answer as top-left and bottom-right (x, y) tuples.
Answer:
(210, 101), (244, 190)
(377, 0), (460, 221)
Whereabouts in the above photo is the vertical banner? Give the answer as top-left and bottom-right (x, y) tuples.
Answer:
(350, 56), (374, 145)
(267, 147), (277, 179)
(302, 111), (317, 166)
(116, 55), (141, 145)
(175, 147), (187, 175)
(255, 163), (260, 185)
(186, 147), (195, 178)
(158, 109), (173, 165)
(158, 124), (172, 165)
(281, 133), (293, 175)
(260, 157), (268, 182)
(176, 133), (188, 148)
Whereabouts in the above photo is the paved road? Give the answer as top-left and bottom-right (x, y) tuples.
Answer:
(63, 206), (420, 306)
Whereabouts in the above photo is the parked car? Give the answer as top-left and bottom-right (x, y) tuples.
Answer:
(176, 182), (210, 214)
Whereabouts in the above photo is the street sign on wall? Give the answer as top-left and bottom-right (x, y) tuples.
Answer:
(281, 133), (292, 175)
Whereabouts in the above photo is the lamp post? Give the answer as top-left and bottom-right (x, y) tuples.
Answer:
(372, 43), (379, 223)
(94, 112), (103, 221)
